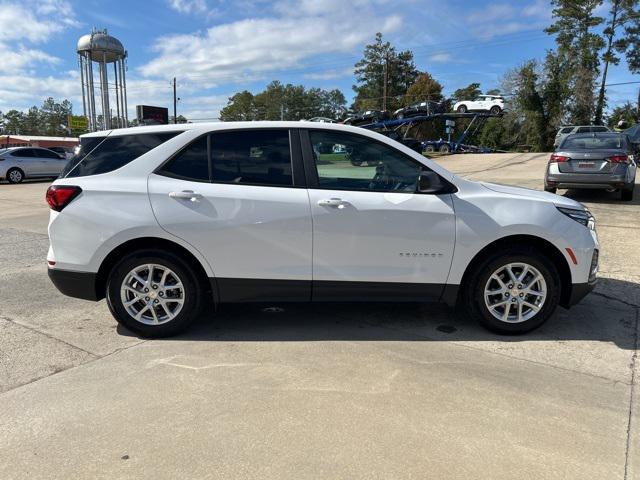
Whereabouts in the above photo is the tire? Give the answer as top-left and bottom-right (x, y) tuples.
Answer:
(106, 249), (204, 337)
(439, 144), (451, 153)
(457, 105), (467, 113)
(544, 186), (557, 194)
(621, 184), (634, 201)
(490, 106), (502, 115)
(350, 159), (363, 166)
(461, 246), (561, 334)
(7, 168), (24, 184)
(397, 112), (405, 119)
(424, 145), (435, 152)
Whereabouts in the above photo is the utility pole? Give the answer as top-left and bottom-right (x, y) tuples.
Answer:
(382, 52), (389, 111)
(173, 77), (177, 124)
(280, 104), (284, 121)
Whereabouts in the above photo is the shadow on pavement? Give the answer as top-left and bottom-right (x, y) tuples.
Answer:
(563, 187), (640, 206)
(117, 277), (640, 350)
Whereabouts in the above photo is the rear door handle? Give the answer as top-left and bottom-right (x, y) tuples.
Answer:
(318, 198), (347, 208)
(169, 190), (203, 202)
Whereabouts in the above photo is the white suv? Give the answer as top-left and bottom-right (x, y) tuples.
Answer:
(47, 122), (598, 337)
(454, 95), (504, 114)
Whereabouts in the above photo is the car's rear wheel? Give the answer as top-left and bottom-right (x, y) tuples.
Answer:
(544, 186), (557, 194)
(461, 247), (561, 334)
(490, 106), (502, 115)
(424, 145), (435, 152)
(106, 250), (203, 337)
(439, 144), (451, 153)
(7, 168), (24, 184)
(621, 183), (634, 201)
(457, 105), (467, 113)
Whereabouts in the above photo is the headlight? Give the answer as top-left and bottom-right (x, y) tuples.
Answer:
(557, 207), (596, 230)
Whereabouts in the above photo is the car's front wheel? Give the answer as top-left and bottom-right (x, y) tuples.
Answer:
(106, 250), (203, 337)
(462, 247), (560, 334)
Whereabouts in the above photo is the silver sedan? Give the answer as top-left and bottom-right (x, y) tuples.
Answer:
(0, 147), (69, 184)
(545, 132), (637, 201)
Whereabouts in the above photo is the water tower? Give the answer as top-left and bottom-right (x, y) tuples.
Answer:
(77, 28), (128, 131)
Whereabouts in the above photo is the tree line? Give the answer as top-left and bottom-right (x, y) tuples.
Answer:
(0, 98), (74, 137)
(220, 0), (640, 151)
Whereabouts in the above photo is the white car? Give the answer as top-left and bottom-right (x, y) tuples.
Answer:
(46, 122), (598, 337)
(454, 95), (504, 114)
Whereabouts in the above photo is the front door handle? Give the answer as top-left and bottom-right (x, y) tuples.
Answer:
(169, 190), (203, 202)
(318, 198), (347, 208)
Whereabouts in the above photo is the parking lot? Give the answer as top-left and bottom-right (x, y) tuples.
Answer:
(0, 152), (638, 479)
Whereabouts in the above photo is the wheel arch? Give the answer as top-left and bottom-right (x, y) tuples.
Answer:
(95, 237), (214, 302)
(455, 234), (572, 308)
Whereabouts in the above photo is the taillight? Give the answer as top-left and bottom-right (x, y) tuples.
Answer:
(608, 154), (629, 163)
(549, 154), (568, 163)
(46, 185), (82, 211)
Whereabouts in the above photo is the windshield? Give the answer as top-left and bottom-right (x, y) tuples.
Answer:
(561, 135), (625, 150)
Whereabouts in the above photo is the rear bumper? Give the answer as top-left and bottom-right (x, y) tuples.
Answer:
(546, 167), (632, 189)
(48, 268), (100, 301)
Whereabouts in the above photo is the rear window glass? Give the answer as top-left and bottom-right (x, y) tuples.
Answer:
(561, 135), (625, 150)
(61, 132), (181, 178)
(158, 136), (209, 182)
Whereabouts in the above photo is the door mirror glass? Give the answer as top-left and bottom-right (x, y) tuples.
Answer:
(417, 171), (445, 194)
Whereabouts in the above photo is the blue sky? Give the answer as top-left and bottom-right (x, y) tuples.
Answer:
(0, 0), (638, 121)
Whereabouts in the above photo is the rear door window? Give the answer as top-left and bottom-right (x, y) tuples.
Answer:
(210, 130), (293, 187)
(36, 149), (62, 159)
(576, 127), (590, 133)
(61, 132), (181, 178)
(12, 149), (37, 157)
(592, 126), (609, 132)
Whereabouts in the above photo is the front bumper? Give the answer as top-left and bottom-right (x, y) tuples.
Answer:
(48, 268), (100, 301)
(565, 280), (597, 307)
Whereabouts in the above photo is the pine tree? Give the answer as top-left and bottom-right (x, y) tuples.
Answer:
(352, 33), (419, 112)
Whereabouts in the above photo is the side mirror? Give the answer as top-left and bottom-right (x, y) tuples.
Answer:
(418, 171), (446, 194)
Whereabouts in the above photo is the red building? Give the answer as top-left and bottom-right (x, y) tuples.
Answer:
(1, 135), (79, 149)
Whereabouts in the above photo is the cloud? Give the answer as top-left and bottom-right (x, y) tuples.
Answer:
(140, 1), (403, 88)
(0, 74), (79, 110)
(0, 0), (77, 43)
(465, 1), (550, 40)
(428, 53), (452, 63)
(167, 0), (208, 14)
(303, 67), (354, 81)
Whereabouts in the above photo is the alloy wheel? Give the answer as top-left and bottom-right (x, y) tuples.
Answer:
(120, 263), (185, 325)
(8, 170), (23, 183)
(483, 262), (547, 323)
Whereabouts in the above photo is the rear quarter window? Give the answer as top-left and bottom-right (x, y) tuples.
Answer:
(61, 132), (181, 178)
